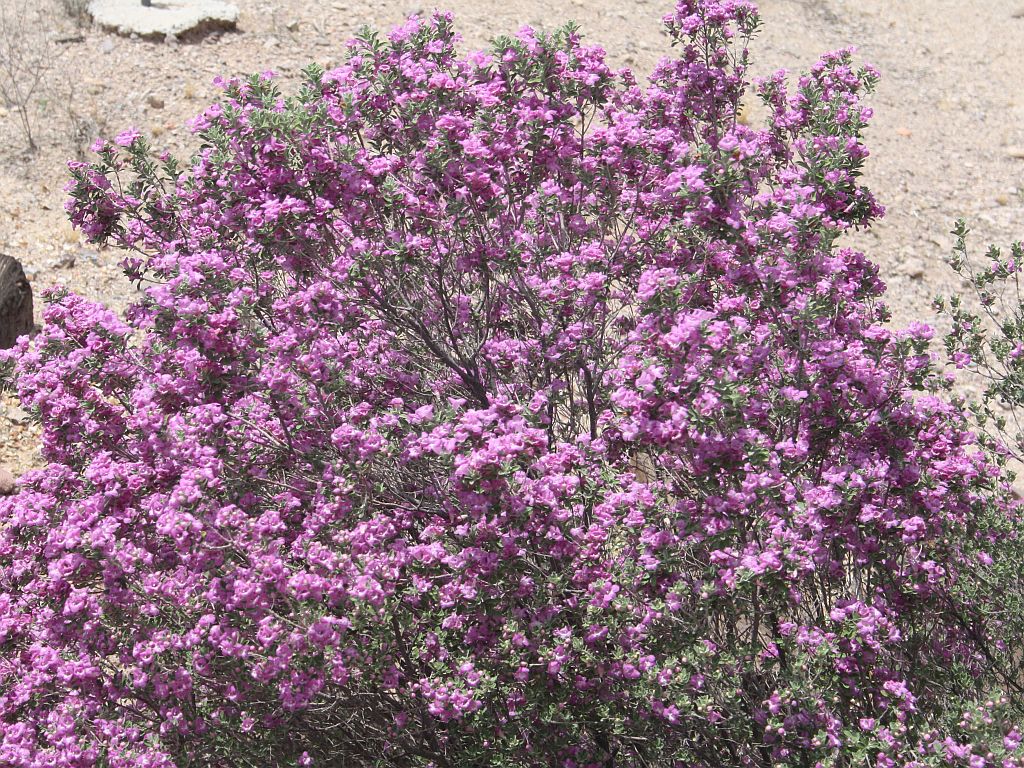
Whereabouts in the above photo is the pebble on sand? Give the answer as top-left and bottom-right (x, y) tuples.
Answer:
(0, 466), (15, 496)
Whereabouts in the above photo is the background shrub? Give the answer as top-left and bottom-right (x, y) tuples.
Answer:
(2, 1), (1024, 766)
(0, 0), (64, 152)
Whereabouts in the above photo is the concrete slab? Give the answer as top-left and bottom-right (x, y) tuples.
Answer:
(87, 0), (239, 39)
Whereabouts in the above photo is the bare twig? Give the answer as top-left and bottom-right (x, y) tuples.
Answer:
(0, 0), (66, 151)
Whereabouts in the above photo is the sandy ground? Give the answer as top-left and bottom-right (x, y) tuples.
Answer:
(1, 0), (1023, 477)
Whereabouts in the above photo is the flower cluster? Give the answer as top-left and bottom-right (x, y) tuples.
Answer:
(2, 1), (1024, 766)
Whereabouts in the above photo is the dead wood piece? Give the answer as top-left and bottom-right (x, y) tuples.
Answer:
(0, 254), (33, 350)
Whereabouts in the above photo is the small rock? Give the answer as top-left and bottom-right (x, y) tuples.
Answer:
(263, 36), (279, 48)
(895, 127), (912, 138)
(1006, 146), (1024, 159)
(165, 33), (178, 46)
(5, 405), (30, 425)
(996, 194), (1011, 206)
(99, 37), (115, 54)
(147, 94), (165, 109)
(0, 467), (15, 496)
(901, 258), (925, 279)
(286, 19), (300, 32)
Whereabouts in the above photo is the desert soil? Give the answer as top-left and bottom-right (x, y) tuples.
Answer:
(1, 0), (1023, 478)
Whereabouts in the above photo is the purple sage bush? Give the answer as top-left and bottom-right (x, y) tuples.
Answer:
(2, 1), (1024, 766)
